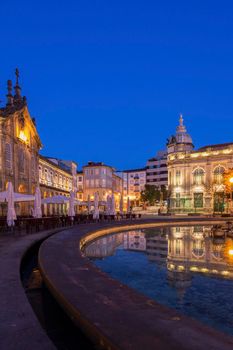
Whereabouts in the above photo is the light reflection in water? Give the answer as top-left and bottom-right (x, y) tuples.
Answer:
(84, 225), (233, 335)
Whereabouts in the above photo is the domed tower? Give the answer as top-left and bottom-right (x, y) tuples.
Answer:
(167, 114), (194, 154)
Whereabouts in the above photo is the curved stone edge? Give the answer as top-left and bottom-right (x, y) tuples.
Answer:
(39, 218), (233, 350)
(0, 228), (67, 350)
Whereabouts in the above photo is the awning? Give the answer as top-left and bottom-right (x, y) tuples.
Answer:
(0, 191), (35, 202)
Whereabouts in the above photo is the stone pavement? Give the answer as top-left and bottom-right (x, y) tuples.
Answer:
(0, 229), (63, 350)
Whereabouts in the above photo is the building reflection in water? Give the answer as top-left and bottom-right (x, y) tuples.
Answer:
(84, 225), (233, 296)
(84, 233), (123, 258)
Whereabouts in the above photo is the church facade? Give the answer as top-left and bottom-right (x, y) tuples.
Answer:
(0, 70), (42, 215)
(0, 70), (77, 216)
(167, 115), (233, 214)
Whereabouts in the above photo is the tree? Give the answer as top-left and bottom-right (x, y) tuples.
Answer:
(140, 185), (160, 205)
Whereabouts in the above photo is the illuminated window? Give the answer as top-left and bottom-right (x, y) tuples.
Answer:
(175, 170), (181, 185)
(194, 193), (203, 208)
(5, 143), (12, 170)
(213, 166), (225, 184)
(175, 239), (181, 255)
(192, 240), (204, 258)
(175, 193), (180, 207)
(193, 168), (204, 185)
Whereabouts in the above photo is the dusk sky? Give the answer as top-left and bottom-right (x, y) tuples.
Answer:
(1, 1), (233, 170)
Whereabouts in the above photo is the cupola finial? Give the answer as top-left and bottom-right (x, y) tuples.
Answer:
(179, 113), (183, 126)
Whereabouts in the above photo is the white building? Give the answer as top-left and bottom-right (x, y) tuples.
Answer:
(118, 168), (147, 206)
(167, 114), (233, 214)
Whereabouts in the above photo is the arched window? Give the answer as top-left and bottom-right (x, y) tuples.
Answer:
(192, 239), (205, 258)
(193, 168), (204, 185)
(5, 143), (12, 169)
(213, 166), (225, 184)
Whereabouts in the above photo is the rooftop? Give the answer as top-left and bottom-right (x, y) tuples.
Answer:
(198, 143), (233, 151)
(83, 161), (115, 170)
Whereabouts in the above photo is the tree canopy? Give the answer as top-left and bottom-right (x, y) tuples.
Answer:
(140, 185), (161, 205)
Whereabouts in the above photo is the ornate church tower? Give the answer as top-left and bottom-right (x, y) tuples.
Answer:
(167, 114), (194, 154)
(0, 69), (42, 215)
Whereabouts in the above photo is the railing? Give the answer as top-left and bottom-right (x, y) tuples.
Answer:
(0, 213), (142, 234)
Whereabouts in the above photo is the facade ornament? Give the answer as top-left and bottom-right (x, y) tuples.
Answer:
(6, 80), (14, 106)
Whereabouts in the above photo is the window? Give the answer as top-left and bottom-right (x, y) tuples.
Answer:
(5, 143), (12, 170)
(175, 170), (181, 185)
(194, 193), (203, 208)
(175, 239), (181, 255)
(193, 168), (204, 185)
(192, 240), (204, 257)
(78, 176), (82, 182)
(213, 166), (225, 184)
(175, 193), (180, 207)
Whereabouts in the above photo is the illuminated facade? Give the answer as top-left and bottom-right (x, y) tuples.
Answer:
(77, 171), (84, 201)
(83, 162), (123, 208)
(39, 156), (77, 215)
(167, 115), (233, 214)
(84, 234), (123, 258)
(119, 168), (147, 206)
(0, 71), (42, 215)
(123, 230), (146, 251)
(167, 226), (233, 280)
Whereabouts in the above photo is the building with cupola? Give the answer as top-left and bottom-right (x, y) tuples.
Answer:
(167, 115), (233, 214)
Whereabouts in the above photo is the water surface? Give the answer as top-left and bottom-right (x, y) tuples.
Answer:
(84, 225), (233, 336)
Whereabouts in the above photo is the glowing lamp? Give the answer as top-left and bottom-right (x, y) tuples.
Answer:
(229, 178), (233, 184)
(19, 130), (27, 143)
(228, 249), (233, 256)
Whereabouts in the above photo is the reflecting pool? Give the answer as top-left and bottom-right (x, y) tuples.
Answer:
(84, 225), (233, 336)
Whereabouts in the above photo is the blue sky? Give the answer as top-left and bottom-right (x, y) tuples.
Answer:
(1, 1), (233, 170)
